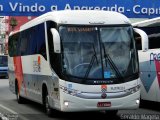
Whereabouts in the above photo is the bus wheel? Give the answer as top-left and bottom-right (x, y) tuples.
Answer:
(45, 93), (53, 117)
(15, 82), (24, 104)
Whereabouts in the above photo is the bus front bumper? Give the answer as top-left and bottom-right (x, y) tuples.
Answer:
(60, 90), (140, 112)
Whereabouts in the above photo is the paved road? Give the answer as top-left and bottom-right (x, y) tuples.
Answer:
(0, 78), (160, 120)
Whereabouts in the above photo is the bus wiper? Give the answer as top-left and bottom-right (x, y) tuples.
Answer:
(92, 44), (98, 65)
(83, 44), (98, 80)
(102, 44), (124, 81)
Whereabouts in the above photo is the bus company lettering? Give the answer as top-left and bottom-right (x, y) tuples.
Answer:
(111, 86), (125, 91)
(33, 61), (41, 72)
(150, 53), (160, 62)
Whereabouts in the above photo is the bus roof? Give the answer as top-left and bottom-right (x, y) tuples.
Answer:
(132, 17), (160, 27)
(20, 10), (131, 32)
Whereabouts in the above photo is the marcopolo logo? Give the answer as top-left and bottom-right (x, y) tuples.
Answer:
(101, 85), (107, 99)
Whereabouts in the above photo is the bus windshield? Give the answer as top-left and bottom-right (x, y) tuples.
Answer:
(0, 56), (8, 67)
(59, 26), (138, 82)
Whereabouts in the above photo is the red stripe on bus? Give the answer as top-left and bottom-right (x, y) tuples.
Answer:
(154, 60), (160, 88)
(13, 57), (27, 96)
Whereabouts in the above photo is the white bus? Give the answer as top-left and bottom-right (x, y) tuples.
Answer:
(133, 17), (160, 102)
(8, 10), (146, 116)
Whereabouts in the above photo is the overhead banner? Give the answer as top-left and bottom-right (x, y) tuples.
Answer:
(0, 0), (160, 18)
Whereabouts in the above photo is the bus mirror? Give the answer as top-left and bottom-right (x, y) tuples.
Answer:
(133, 28), (148, 52)
(50, 28), (61, 53)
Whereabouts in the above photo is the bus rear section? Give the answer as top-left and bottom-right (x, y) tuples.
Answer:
(133, 18), (160, 102)
(8, 11), (148, 116)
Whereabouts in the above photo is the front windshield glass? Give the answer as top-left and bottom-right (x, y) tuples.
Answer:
(59, 27), (102, 79)
(59, 26), (138, 80)
(0, 56), (8, 67)
(100, 27), (138, 79)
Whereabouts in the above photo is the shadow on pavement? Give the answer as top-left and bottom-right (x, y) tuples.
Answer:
(140, 100), (160, 111)
(51, 111), (120, 120)
(21, 99), (121, 120)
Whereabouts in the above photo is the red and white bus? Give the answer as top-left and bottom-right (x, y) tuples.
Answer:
(8, 10), (146, 116)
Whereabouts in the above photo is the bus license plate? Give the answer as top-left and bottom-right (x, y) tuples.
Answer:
(97, 102), (111, 107)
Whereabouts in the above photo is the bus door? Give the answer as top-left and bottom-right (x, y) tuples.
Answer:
(138, 50), (157, 101)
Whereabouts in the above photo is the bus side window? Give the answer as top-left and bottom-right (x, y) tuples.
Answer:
(20, 31), (28, 56)
(28, 27), (37, 55)
(136, 26), (160, 49)
(148, 26), (160, 49)
(134, 32), (142, 50)
(8, 33), (20, 57)
(36, 23), (47, 59)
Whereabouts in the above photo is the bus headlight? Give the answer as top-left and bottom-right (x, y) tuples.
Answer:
(136, 99), (140, 104)
(125, 85), (140, 94)
(64, 101), (69, 106)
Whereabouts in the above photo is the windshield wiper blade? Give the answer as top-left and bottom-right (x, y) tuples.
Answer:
(92, 44), (98, 65)
(102, 44), (123, 81)
(84, 54), (95, 79)
(83, 44), (98, 81)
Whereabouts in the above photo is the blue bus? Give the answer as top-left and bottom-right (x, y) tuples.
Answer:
(0, 55), (8, 78)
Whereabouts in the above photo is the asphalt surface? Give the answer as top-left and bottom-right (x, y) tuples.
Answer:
(0, 78), (160, 120)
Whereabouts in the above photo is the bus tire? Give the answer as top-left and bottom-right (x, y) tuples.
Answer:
(15, 81), (24, 104)
(44, 90), (53, 117)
